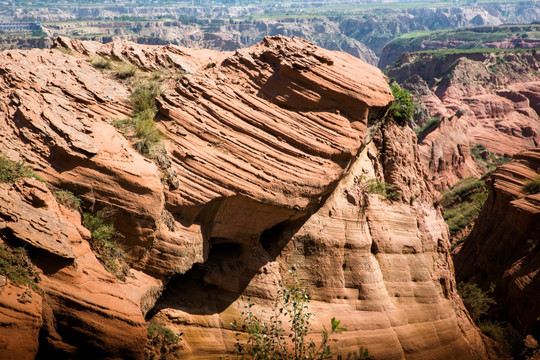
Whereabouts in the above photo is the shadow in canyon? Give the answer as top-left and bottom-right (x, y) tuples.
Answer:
(147, 217), (305, 318)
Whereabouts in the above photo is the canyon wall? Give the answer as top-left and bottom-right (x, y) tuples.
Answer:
(387, 50), (540, 190)
(454, 149), (540, 340)
(0, 37), (489, 359)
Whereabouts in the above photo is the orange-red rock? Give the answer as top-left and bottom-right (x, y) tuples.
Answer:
(454, 148), (540, 337)
(388, 51), (540, 190)
(0, 36), (490, 359)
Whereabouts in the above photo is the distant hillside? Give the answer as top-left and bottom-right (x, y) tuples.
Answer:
(380, 23), (540, 68)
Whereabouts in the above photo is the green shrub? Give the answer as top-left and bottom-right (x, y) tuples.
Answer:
(441, 176), (488, 236)
(367, 179), (400, 201)
(115, 62), (137, 79)
(90, 56), (112, 69)
(457, 282), (496, 322)
(54, 189), (81, 211)
(440, 176), (485, 208)
(82, 211), (129, 281)
(523, 177), (540, 194)
(0, 156), (43, 184)
(388, 83), (415, 126)
(113, 80), (164, 156)
(231, 268), (372, 360)
(478, 321), (523, 356)
(145, 321), (182, 360)
(0, 243), (40, 292)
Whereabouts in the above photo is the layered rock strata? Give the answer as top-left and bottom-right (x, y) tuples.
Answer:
(388, 51), (540, 190)
(454, 149), (540, 339)
(0, 36), (488, 359)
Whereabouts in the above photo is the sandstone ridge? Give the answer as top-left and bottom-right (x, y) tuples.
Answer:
(0, 37), (488, 359)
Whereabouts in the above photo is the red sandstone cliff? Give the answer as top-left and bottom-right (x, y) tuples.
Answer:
(387, 51), (540, 190)
(0, 36), (489, 359)
(454, 148), (540, 341)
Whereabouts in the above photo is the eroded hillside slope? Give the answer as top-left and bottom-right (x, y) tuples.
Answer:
(388, 50), (540, 190)
(0, 37), (489, 359)
(454, 149), (540, 342)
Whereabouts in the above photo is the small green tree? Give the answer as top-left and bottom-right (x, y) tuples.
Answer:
(231, 268), (372, 360)
(388, 83), (415, 126)
(457, 282), (496, 321)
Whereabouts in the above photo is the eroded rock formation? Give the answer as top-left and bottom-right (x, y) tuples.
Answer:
(454, 149), (540, 339)
(0, 36), (489, 359)
(388, 51), (540, 190)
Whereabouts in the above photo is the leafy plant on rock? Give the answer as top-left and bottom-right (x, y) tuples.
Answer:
(523, 177), (540, 195)
(230, 267), (372, 360)
(367, 179), (400, 201)
(0, 242), (40, 292)
(145, 320), (183, 360)
(388, 83), (415, 126)
(457, 282), (496, 322)
(54, 189), (81, 211)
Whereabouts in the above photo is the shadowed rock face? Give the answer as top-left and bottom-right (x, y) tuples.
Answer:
(454, 149), (540, 338)
(0, 36), (488, 359)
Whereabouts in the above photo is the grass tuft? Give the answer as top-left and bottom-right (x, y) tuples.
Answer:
(0, 156), (43, 184)
(90, 56), (112, 69)
(523, 177), (540, 195)
(54, 189), (81, 211)
(0, 243), (40, 292)
(367, 179), (400, 201)
(82, 211), (129, 281)
(115, 62), (137, 79)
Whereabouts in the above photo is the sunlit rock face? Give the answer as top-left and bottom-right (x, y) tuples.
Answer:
(0, 36), (488, 359)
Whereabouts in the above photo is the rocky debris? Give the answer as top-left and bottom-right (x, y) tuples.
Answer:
(0, 37), (488, 359)
(454, 148), (540, 338)
(388, 50), (540, 190)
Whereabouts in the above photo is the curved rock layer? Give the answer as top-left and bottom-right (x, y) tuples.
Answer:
(454, 148), (540, 338)
(0, 36), (487, 359)
(388, 51), (540, 190)
(152, 119), (489, 360)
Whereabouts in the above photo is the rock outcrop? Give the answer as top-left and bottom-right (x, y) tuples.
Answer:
(388, 50), (540, 190)
(0, 36), (489, 359)
(454, 148), (540, 339)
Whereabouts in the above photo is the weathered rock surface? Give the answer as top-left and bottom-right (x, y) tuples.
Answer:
(0, 36), (489, 359)
(454, 148), (540, 339)
(388, 50), (540, 189)
(0, 179), (160, 360)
